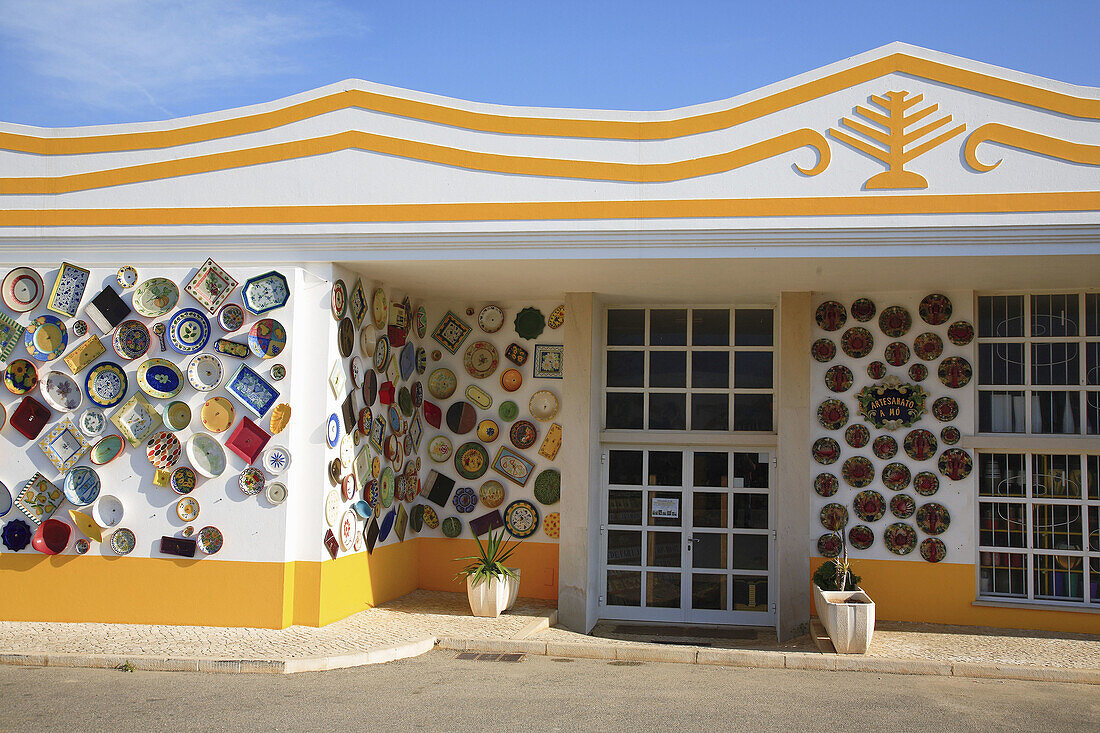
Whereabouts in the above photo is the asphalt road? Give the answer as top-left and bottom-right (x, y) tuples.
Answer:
(0, 651), (1096, 732)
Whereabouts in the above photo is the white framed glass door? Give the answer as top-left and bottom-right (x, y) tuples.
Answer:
(600, 446), (775, 625)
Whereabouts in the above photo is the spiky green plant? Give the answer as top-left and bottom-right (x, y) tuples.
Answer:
(455, 528), (520, 586)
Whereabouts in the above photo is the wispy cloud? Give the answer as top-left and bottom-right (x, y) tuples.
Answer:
(0, 0), (366, 120)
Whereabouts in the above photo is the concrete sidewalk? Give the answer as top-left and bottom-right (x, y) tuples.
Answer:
(1, 590), (1097, 683)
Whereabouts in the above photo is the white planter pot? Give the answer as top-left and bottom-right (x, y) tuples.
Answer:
(812, 584), (875, 654)
(504, 568), (521, 611)
(467, 575), (510, 618)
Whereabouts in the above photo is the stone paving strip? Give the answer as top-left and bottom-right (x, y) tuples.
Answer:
(1, 590), (1097, 683)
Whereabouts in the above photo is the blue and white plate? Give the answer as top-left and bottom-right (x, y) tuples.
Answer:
(25, 315), (67, 361)
(241, 271), (290, 315)
(224, 363), (279, 418)
(452, 486), (478, 513)
(136, 358), (183, 399)
(63, 466), (101, 507)
(167, 308), (211, 354)
(327, 414), (340, 448)
(85, 361), (128, 408)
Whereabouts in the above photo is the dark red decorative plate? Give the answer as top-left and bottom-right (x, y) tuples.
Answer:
(884, 341), (909, 366)
(908, 363), (928, 382)
(850, 298), (876, 323)
(817, 399), (849, 430)
(812, 437), (841, 465)
(841, 327), (874, 358)
(938, 356), (972, 388)
(824, 365), (853, 393)
(811, 338), (837, 363)
(226, 417), (271, 465)
(817, 533), (842, 558)
(815, 301), (847, 331)
(841, 456), (874, 488)
(903, 429), (937, 461)
(940, 426), (961, 445)
(947, 321), (974, 346)
(881, 462), (912, 491)
(913, 471), (940, 496)
(878, 306), (912, 337)
(889, 493), (916, 518)
(872, 435), (897, 459)
(853, 489), (886, 522)
(844, 423), (870, 448)
(866, 361), (887, 379)
(820, 503), (849, 530)
(913, 332), (943, 361)
(919, 294), (952, 325)
(916, 502), (951, 534)
(938, 448), (972, 480)
(932, 396), (959, 422)
(920, 537), (947, 563)
(848, 524), (874, 550)
(884, 522), (917, 555)
(814, 473), (839, 497)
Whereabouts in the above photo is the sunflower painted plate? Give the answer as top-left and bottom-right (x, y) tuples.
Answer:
(841, 456), (874, 488)
(840, 327), (873, 358)
(824, 365), (853, 392)
(853, 489), (886, 522)
(819, 503), (848, 530)
(814, 301), (846, 331)
(884, 522), (917, 555)
(881, 462), (912, 491)
(878, 306), (912, 337)
(844, 424), (869, 448)
(176, 496), (200, 522)
(813, 473), (838, 497)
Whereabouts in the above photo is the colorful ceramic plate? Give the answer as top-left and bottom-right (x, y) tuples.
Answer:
(379, 466), (395, 508)
(89, 434), (125, 466)
(916, 502), (951, 535)
(176, 496), (200, 522)
(478, 305), (505, 333)
(889, 493), (916, 519)
(866, 361), (886, 379)
(903, 429), (937, 461)
(452, 486), (478, 513)
(940, 426), (961, 445)
(112, 320), (150, 360)
(186, 433), (227, 478)
(881, 462), (912, 491)
(850, 297), (876, 322)
(146, 431), (182, 469)
(811, 338), (836, 363)
(918, 294), (952, 325)
(947, 321), (974, 346)
(913, 332), (943, 361)
(187, 354), (223, 391)
(25, 315), (67, 361)
(498, 400), (518, 422)
(504, 499), (540, 538)
(908, 363), (928, 382)
(479, 480), (505, 508)
(225, 363), (279, 418)
(340, 510), (357, 550)
(248, 318), (286, 359)
(509, 420), (538, 450)
(372, 288), (388, 330)
(136, 358), (183, 399)
(476, 419), (499, 443)
(872, 435), (897, 459)
(853, 489), (886, 522)
(878, 306), (912, 337)
(815, 301), (846, 331)
(848, 524), (874, 550)
(110, 528), (136, 555)
(217, 302), (245, 332)
(171, 466), (197, 495)
(63, 466), (100, 507)
(884, 341), (909, 367)
(454, 442), (490, 480)
(446, 402), (478, 435)
(168, 308), (211, 354)
(200, 396), (235, 433)
(533, 469), (560, 505)
(196, 526), (223, 554)
(938, 448), (972, 480)
(5, 358), (37, 395)
(332, 280), (348, 320)
(816, 399), (849, 430)
(840, 327), (873, 358)
(884, 522), (917, 555)
(2, 267), (44, 312)
(913, 471), (940, 496)
(931, 396), (959, 422)
(239, 467), (265, 495)
(824, 365), (853, 392)
(132, 278), (179, 318)
(844, 423), (870, 448)
(373, 335), (390, 372)
(842, 456), (874, 488)
(817, 533), (842, 558)
(262, 445), (291, 474)
(812, 437), (840, 465)
(39, 370), (82, 412)
(79, 408), (106, 437)
(85, 361), (128, 408)
(241, 271), (289, 315)
(819, 503), (848, 530)
(428, 435), (453, 463)
(463, 340), (499, 379)
(814, 472), (838, 497)
(938, 356), (972, 388)
(920, 537), (947, 563)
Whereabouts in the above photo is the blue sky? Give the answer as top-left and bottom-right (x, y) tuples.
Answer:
(0, 0), (1096, 127)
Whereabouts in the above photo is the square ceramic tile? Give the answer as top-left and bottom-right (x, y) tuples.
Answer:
(185, 258), (238, 314)
(38, 416), (90, 472)
(532, 343), (564, 379)
(110, 392), (163, 447)
(431, 311), (472, 354)
(15, 473), (63, 525)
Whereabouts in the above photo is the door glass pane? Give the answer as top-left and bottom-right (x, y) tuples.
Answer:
(693, 492), (728, 528)
(646, 572), (681, 608)
(648, 451), (683, 486)
(607, 530), (641, 565)
(606, 393), (643, 429)
(607, 309), (644, 346)
(649, 351), (686, 387)
(608, 490), (642, 525)
(733, 394), (772, 431)
(691, 351), (729, 388)
(692, 574), (727, 610)
(647, 531), (681, 567)
(734, 352), (773, 388)
(1031, 294), (1078, 337)
(609, 450), (643, 486)
(692, 309), (729, 346)
(606, 570), (640, 606)
(650, 309), (687, 346)
(732, 535), (769, 571)
(692, 533), (727, 569)
(733, 576), (768, 612)
(693, 452), (729, 487)
(735, 309), (773, 346)
(733, 493), (769, 529)
(648, 491), (683, 527)
(649, 393), (686, 430)
(733, 453), (769, 488)
(606, 351), (644, 387)
(978, 295), (1023, 338)
(691, 394), (728, 431)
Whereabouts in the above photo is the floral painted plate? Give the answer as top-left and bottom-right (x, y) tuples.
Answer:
(168, 308), (211, 354)
(903, 429), (937, 461)
(817, 533), (842, 558)
(262, 445), (291, 475)
(853, 489), (886, 522)
(908, 363), (928, 382)
(248, 318), (286, 359)
(884, 341), (909, 366)
(913, 332), (943, 361)
(85, 361), (127, 408)
(932, 396), (959, 422)
(811, 437), (840, 465)
(454, 442), (490, 480)
(452, 486), (478, 513)
(427, 367), (457, 399)
(889, 493), (916, 519)
(187, 354), (223, 392)
(938, 356), (972, 388)
(811, 338), (836, 363)
(842, 456), (874, 488)
(881, 462), (912, 491)
(916, 502), (951, 535)
(171, 466), (196, 495)
(848, 524), (874, 550)
(39, 370), (82, 412)
(816, 399), (849, 430)
(866, 361), (886, 379)
(79, 408), (106, 437)
(884, 522), (917, 555)
(480, 479), (505, 508)
(850, 298), (876, 323)
(503, 499), (540, 539)
(25, 315), (68, 361)
(509, 420), (538, 450)
(878, 306), (912, 337)
(913, 471), (940, 496)
(940, 426), (961, 445)
(196, 526), (223, 555)
(844, 424), (870, 448)
(239, 467), (265, 496)
(871, 435), (897, 459)
(112, 320), (150, 361)
(176, 496), (200, 522)
(216, 302), (245, 333)
(824, 365), (853, 392)
(938, 448), (973, 480)
(819, 503), (848, 531)
(947, 321), (974, 346)
(920, 537), (947, 563)
(813, 472), (838, 497)
(428, 435), (453, 463)
(918, 294), (952, 325)
(463, 340), (499, 379)
(132, 278), (179, 318)
(840, 327), (873, 358)
(5, 359), (38, 395)
(814, 301), (846, 331)
(110, 527), (136, 555)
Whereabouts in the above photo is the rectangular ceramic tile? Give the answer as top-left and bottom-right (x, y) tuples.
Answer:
(225, 363), (279, 418)
(0, 312), (25, 362)
(46, 262), (90, 318)
(63, 335), (105, 374)
(532, 344), (564, 378)
(15, 473), (63, 525)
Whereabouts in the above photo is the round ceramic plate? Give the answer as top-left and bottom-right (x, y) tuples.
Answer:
(0, 482), (12, 520)
(812, 437), (840, 465)
(815, 301), (847, 331)
(164, 400), (191, 431)
(819, 503), (848, 530)
(479, 479), (505, 508)
(903, 429), (937, 461)
(39, 370), (82, 412)
(533, 469), (560, 505)
(850, 297), (876, 322)
(853, 489), (886, 522)
(200, 396), (234, 433)
(176, 497), (200, 522)
(248, 318), (286, 359)
(918, 294), (952, 325)
(824, 365), (853, 392)
(374, 335), (390, 371)
(811, 338), (836, 363)
(816, 399), (848, 430)
(463, 340), (498, 379)
(817, 533), (841, 558)
(500, 368), (522, 392)
(217, 302), (245, 332)
(89, 434), (125, 466)
(453, 442), (489, 480)
(920, 537), (947, 563)
(814, 472), (838, 497)
(509, 420), (537, 450)
(131, 277), (179, 318)
(110, 528), (136, 555)
(116, 266), (138, 288)
(947, 321), (975, 346)
(872, 435), (898, 459)
(186, 433), (227, 478)
(848, 525), (874, 550)
(379, 467), (395, 508)
(331, 280), (347, 320)
(170, 466), (196, 495)
(889, 493), (916, 519)
(938, 448), (973, 480)
(187, 353), (223, 391)
(867, 361), (886, 379)
(168, 308), (211, 354)
(908, 363), (928, 382)
(878, 306), (912, 337)
(498, 400), (518, 422)
(327, 414), (340, 448)
(932, 396), (959, 422)
(5, 359), (37, 395)
(476, 419), (499, 443)
(884, 341), (909, 367)
(239, 467), (265, 495)
(85, 361), (128, 408)
(197, 526), (223, 555)
(112, 320), (150, 361)
(452, 486), (478, 513)
(913, 332), (943, 361)
(504, 499), (540, 539)
(26, 315), (68, 361)
(63, 466), (100, 507)
(427, 368), (457, 399)
(146, 431), (182, 470)
(913, 471), (940, 496)
(371, 288), (388, 330)
(340, 510), (356, 550)
(940, 426), (961, 446)
(884, 522), (917, 555)
(840, 327), (873, 358)
(842, 456), (874, 488)
(938, 356), (973, 388)
(262, 445), (291, 474)
(428, 435), (453, 463)
(265, 481), (287, 505)
(93, 494), (124, 528)
(478, 305), (504, 333)
(136, 358), (184, 399)
(79, 408), (106, 437)
(882, 462), (912, 491)
(844, 423), (869, 448)
(2, 267), (43, 312)
(529, 390), (560, 422)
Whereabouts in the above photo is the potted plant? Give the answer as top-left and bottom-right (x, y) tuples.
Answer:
(812, 532), (875, 654)
(456, 529), (520, 618)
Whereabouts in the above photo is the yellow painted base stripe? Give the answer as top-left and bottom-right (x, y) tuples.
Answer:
(2, 191), (1095, 228)
(417, 538), (559, 600)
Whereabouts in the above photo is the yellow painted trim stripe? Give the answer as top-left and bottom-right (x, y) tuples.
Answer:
(1, 191), (1095, 227)
(965, 123), (1100, 172)
(0, 129), (830, 195)
(1, 54), (1097, 155)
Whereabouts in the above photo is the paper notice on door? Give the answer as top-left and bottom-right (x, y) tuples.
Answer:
(651, 497), (679, 519)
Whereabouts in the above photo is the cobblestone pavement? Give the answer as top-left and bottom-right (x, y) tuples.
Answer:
(0, 590), (552, 660)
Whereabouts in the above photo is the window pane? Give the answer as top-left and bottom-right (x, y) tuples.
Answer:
(609, 451), (643, 486)
(1031, 294), (1079, 337)
(648, 531), (681, 566)
(649, 351), (686, 387)
(978, 343), (1024, 385)
(692, 574), (727, 610)
(980, 551), (1027, 597)
(1032, 505), (1083, 551)
(607, 309), (644, 346)
(1031, 343), (1079, 385)
(1086, 293), (1100, 337)
(608, 490), (643, 525)
(979, 391), (1027, 433)
(978, 453), (1025, 497)
(978, 295), (1023, 338)
(606, 351), (644, 387)
(648, 491), (683, 527)
(734, 351), (773, 388)
(733, 493), (768, 529)
(1034, 555), (1084, 602)
(650, 309), (687, 346)
(979, 502), (1026, 547)
(691, 351), (729, 388)
(647, 451), (683, 486)
(1090, 456), (1100, 500)
(734, 394), (773, 431)
(692, 533), (727, 569)
(735, 309), (773, 346)
(646, 572), (681, 608)
(607, 530), (642, 566)
(692, 492), (728, 527)
(1031, 454), (1082, 498)
(733, 576), (768, 612)
(733, 453), (769, 488)
(693, 452), (729, 488)
(606, 570), (640, 606)
(649, 393), (686, 430)
(1087, 343), (1099, 385)
(1031, 391), (1080, 434)
(732, 535), (769, 571)
(692, 309), (729, 346)
(691, 394), (729, 431)
(606, 393), (643, 430)
(1089, 392), (1100, 435)
(1089, 506), (1099, 552)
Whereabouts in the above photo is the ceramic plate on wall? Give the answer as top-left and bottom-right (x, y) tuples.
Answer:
(132, 277), (179, 318)
(217, 303), (245, 332)
(2, 267), (44, 312)
(478, 305), (504, 333)
(136, 358), (184, 399)
(176, 496), (200, 522)
(187, 354), (223, 391)
(186, 433), (227, 478)
(112, 320), (150, 361)
(25, 315), (68, 361)
(39, 370), (82, 412)
(529, 390), (559, 421)
(196, 526), (223, 555)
